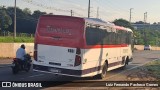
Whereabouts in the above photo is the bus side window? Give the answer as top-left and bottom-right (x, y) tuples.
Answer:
(116, 30), (122, 45)
(86, 25), (105, 45)
(122, 30), (127, 44)
(103, 27), (114, 45)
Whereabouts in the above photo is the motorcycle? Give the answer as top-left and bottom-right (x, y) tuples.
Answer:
(11, 53), (32, 74)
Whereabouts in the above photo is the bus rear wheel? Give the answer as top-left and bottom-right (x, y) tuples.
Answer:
(121, 57), (129, 70)
(95, 62), (108, 79)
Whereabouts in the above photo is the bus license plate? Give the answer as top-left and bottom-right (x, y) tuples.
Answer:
(49, 68), (61, 73)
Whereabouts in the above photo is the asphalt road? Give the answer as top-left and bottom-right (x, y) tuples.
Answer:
(0, 50), (160, 90)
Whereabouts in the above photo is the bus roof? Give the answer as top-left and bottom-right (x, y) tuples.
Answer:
(39, 15), (133, 32)
(114, 25), (133, 33)
(84, 18), (133, 33)
(126, 28), (133, 32)
(85, 18), (115, 27)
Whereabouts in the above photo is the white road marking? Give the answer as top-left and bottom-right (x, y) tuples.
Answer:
(28, 74), (45, 78)
(20, 74), (44, 79)
(0, 64), (12, 68)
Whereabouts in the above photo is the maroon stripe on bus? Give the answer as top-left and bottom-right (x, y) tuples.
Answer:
(84, 44), (128, 49)
(33, 61), (123, 76)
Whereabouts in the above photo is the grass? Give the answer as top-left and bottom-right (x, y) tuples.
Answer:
(144, 60), (160, 79)
(0, 57), (12, 60)
(0, 36), (34, 43)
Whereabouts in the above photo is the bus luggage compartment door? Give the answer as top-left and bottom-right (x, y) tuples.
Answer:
(38, 44), (76, 67)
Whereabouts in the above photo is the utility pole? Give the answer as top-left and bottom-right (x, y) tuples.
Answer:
(71, 10), (73, 16)
(1, 6), (4, 32)
(143, 12), (147, 45)
(145, 12), (147, 23)
(143, 12), (146, 45)
(14, 0), (16, 38)
(88, 0), (90, 18)
(144, 12), (146, 23)
(144, 12), (148, 23)
(129, 8), (133, 22)
(96, 7), (99, 19)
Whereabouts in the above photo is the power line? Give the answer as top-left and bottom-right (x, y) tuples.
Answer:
(94, 0), (128, 19)
(59, 0), (87, 14)
(58, 0), (87, 11)
(74, 12), (83, 17)
(96, 0), (128, 13)
(22, 0), (70, 12)
(21, 0), (84, 17)
(104, 0), (129, 12)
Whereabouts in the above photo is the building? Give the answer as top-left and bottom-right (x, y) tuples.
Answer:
(132, 23), (160, 30)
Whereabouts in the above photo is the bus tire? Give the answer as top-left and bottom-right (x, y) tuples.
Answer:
(12, 66), (18, 74)
(95, 62), (108, 79)
(121, 57), (129, 70)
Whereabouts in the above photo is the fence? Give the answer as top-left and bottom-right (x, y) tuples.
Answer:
(0, 43), (34, 58)
(0, 31), (34, 37)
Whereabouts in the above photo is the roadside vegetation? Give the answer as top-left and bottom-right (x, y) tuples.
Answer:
(127, 60), (160, 81)
(0, 6), (47, 34)
(0, 36), (34, 43)
(134, 29), (160, 46)
(144, 60), (160, 80)
(113, 19), (160, 46)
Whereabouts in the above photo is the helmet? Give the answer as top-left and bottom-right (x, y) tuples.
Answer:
(21, 44), (25, 49)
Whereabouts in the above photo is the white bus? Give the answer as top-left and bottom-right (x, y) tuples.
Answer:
(33, 15), (133, 79)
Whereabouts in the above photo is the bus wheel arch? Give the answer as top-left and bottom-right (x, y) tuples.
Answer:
(105, 60), (108, 66)
(121, 56), (129, 70)
(126, 56), (129, 65)
(95, 60), (108, 79)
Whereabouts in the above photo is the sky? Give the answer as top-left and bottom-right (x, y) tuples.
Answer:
(0, 0), (160, 23)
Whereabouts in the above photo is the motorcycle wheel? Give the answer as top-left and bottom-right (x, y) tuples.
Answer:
(25, 63), (31, 72)
(12, 66), (18, 74)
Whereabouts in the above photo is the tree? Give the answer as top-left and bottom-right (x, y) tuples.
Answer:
(7, 7), (37, 33)
(113, 18), (134, 30)
(0, 6), (12, 31)
(23, 8), (32, 15)
(153, 22), (157, 25)
(3, 7), (49, 34)
(32, 10), (46, 19)
(135, 21), (144, 24)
